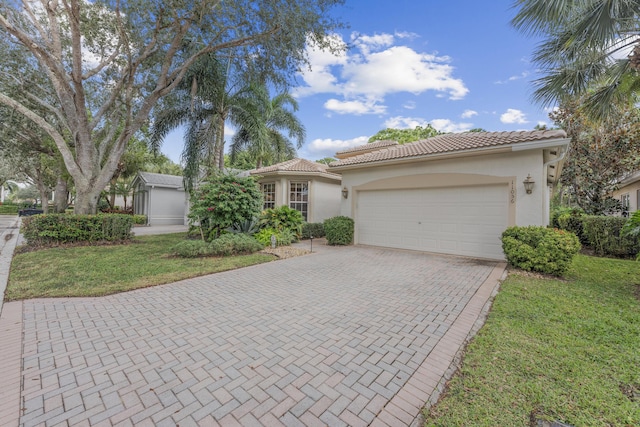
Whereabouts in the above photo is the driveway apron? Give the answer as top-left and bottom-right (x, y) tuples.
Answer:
(2, 245), (504, 426)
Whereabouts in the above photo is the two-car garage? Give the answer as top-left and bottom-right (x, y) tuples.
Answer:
(330, 130), (571, 261)
(355, 184), (509, 260)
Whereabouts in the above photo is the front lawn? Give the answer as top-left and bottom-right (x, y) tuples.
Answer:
(6, 233), (275, 300)
(424, 254), (640, 426)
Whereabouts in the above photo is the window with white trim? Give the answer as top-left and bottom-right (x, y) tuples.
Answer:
(289, 181), (308, 221)
(621, 193), (630, 216)
(262, 182), (275, 210)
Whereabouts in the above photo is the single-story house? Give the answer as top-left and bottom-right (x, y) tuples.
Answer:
(612, 170), (640, 215)
(328, 130), (571, 260)
(250, 158), (342, 223)
(132, 172), (187, 225)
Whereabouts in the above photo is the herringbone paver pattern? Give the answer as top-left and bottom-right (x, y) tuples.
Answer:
(15, 245), (498, 426)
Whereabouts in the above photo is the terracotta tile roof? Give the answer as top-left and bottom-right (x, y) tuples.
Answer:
(335, 140), (399, 158)
(250, 158), (341, 178)
(138, 172), (184, 188)
(330, 130), (568, 168)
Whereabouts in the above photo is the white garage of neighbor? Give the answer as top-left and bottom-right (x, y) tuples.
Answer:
(329, 130), (570, 260)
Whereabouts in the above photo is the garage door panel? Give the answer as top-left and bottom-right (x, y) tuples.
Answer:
(356, 185), (508, 259)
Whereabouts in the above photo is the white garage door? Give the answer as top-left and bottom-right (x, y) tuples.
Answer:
(356, 185), (508, 259)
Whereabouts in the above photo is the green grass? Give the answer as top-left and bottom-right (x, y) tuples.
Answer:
(6, 233), (275, 300)
(424, 254), (640, 427)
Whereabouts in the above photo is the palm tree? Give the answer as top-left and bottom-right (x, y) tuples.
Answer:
(151, 53), (260, 191)
(511, 0), (640, 118)
(230, 89), (306, 168)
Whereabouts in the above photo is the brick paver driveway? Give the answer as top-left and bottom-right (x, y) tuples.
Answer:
(1, 244), (504, 426)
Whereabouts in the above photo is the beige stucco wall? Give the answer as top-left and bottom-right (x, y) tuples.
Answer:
(309, 180), (342, 223)
(338, 149), (549, 227)
(612, 179), (640, 213)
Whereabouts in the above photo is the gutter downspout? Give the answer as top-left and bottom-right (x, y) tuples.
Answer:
(543, 146), (568, 225)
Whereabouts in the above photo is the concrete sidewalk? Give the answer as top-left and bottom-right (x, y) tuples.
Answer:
(0, 242), (505, 426)
(0, 215), (21, 316)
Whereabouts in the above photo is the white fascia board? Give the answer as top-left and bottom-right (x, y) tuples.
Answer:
(511, 137), (571, 151)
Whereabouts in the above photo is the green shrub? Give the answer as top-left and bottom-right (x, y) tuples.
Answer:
(132, 214), (147, 225)
(622, 211), (640, 261)
(0, 204), (19, 214)
(254, 227), (294, 247)
(324, 216), (354, 246)
(259, 206), (303, 237)
(171, 240), (211, 257)
(301, 222), (325, 239)
(171, 234), (264, 257)
(555, 209), (587, 244)
(227, 218), (260, 235)
(501, 226), (581, 276)
(208, 233), (264, 256)
(582, 215), (640, 257)
(21, 214), (133, 246)
(188, 172), (263, 241)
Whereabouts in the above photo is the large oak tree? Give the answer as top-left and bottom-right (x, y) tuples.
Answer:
(0, 0), (343, 213)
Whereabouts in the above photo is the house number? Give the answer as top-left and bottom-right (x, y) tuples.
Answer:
(510, 181), (515, 204)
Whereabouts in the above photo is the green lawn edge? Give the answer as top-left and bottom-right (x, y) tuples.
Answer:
(424, 254), (640, 427)
(6, 233), (276, 301)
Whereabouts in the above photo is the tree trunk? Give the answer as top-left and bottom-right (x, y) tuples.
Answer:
(34, 180), (49, 213)
(74, 185), (101, 214)
(54, 176), (69, 213)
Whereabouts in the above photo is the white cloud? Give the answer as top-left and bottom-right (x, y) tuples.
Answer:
(384, 116), (429, 129)
(294, 31), (469, 108)
(429, 119), (473, 133)
(324, 98), (386, 115)
(306, 136), (369, 159)
(383, 116), (473, 133)
(495, 71), (530, 85)
(461, 109), (478, 118)
(403, 101), (416, 110)
(500, 108), (528, 124)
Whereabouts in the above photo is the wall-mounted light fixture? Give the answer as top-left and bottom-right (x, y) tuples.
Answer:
(342, 186), (349, 199)
(523, 174), (535, 194)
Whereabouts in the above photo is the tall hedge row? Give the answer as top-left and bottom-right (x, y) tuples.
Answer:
(21, 214), (133, 246)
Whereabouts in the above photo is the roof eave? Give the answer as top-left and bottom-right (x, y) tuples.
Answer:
(329, 138), (572, 171)
(252, 170), (342, 181)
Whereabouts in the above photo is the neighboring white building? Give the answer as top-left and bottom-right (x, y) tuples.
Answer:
(250, 158), (342, 223)
(132, 172), (187, 225)
(329, 130), (570, 260)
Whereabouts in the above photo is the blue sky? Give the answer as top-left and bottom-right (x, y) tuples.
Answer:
(160, 0), (548, 164)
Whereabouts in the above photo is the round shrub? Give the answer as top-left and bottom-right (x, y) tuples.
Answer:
(501, 226), (581, 276)
(171, 240), (211, 258)
(324, 216), (354, 246)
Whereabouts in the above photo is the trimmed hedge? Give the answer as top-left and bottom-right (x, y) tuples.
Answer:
(21, 214), (133, 246)
(171, 233), (264, 257)
(324, 216), (354, 245)
(582, 215), (640, 257)
(0, 204), (19, 214)
(502, 226), (581, 276)
(300, 222), (325, 239)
